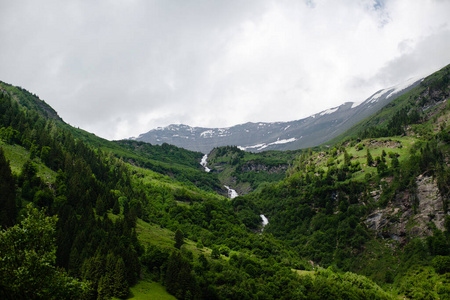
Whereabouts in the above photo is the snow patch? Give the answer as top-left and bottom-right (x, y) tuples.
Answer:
(319, 107), (338, 116)
(386, 77), (422, 99)
(200, 130), (214, 138)
(284, 125), (291, 131)
(366, 76), (422, 105)
(351, 101), (363, 109)
(239, 138), (297, 151)
(368, 89), (385, 103)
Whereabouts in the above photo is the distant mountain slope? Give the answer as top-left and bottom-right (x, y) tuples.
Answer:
(133, 77), (423, 153)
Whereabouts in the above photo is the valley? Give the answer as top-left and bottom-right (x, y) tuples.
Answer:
(0, 64), (449, 299)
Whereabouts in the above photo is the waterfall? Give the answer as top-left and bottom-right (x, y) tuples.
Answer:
(200, 154), (210, 172)
(260, 214), (269, 231)
(224, 185), (238, 199)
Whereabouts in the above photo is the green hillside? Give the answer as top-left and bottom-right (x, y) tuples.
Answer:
(0, 64), (449, 299)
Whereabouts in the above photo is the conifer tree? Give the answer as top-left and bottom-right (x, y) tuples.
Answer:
(175, 229), (184, 249)
(366, 149), (374, 167)
(343, 149), (350, 168)
(113, 258), (129, 299)
(97, 275), (109, 300)
(103, 252), (117, 298)
(165, 251), (195, 299)
(0, 147), (16, 228)
(112, 199), (120, 215)
(81, 250), (105, 292)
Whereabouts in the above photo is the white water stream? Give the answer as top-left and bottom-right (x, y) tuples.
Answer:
(260, 214), (269, 230)
(200, 154), (210, 172)
(200, 153), (268, 230)
(224, 185), (239, 199)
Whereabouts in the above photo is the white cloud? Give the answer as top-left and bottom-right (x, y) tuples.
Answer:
(0, 0), (449, 140)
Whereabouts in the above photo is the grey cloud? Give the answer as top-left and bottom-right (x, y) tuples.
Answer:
(1, 1), (449, 140)
(372, 29), (450, 86)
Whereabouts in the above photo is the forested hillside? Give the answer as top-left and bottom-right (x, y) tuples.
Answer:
(0, 64), (449, 300)
(238, 64), (450, 298)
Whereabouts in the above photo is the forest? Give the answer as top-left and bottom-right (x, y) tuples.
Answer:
(0, 64), (449, 299)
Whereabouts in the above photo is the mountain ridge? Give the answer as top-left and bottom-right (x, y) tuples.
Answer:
(132, 76), (423, 153)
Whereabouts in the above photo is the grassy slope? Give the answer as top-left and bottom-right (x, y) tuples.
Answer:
(136, 218), (211, 257)
(0, 140), (57, 182)
(124, 281), (176, 300)
(292, 136), (418, 181)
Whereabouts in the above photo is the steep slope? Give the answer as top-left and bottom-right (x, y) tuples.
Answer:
(133, 76), (422, 153)
(329, 64), (450, 144)
(235, 64), (450, 297)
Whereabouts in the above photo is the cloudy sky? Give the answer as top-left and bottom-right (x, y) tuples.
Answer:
(1, 0), (450, 140)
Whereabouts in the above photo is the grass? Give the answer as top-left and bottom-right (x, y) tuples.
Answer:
(292, 269), (315, 277)
(308, 136), (419, 182)
(0, 140), (57, 182)
(112, 280), (176, 300)
(135, 218), (211, 257)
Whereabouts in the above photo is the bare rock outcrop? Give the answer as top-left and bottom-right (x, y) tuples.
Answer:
(365, 175), (447, 243)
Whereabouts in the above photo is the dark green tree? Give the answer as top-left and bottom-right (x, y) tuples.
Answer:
(113, 258), (129, 299)
(432, 256), (450, 274)
(165, 251), (195, 299)
(97, 275), (109, 300)
(343, 149), (351, 167)
(366, 149), (374, 167)
(81, 250), (105, 293)
(112, 199), (120, 215)
(0, 204), (89, 299)
(0, 147), (16, 228)
(175, 229), (184, 249)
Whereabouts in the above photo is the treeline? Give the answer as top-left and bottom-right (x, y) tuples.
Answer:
(143, 245), (394, 300)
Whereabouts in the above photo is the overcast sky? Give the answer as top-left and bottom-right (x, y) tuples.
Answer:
(1, 0), (450, 140)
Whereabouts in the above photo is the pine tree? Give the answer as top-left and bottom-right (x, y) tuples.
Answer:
(366, 149), (374, 167)
(113, 258), (129, 299)
(343, 150), (350, 168)
(165, 251), (195, 299)
(81, 250), (105, 292)
(103, 252), (117, 298)
(112, 199), (120, 215)
(175, 229), (184, 249)
(97, 275), (109, 300)
(0, 147), (16, 228)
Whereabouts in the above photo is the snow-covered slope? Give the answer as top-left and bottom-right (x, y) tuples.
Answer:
(132, 77), (422, 153)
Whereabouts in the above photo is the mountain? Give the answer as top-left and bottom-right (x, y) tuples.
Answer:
(0, 78), (399, 299)
(0, 63), (449, 299)
(132, 76), (423, 153)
